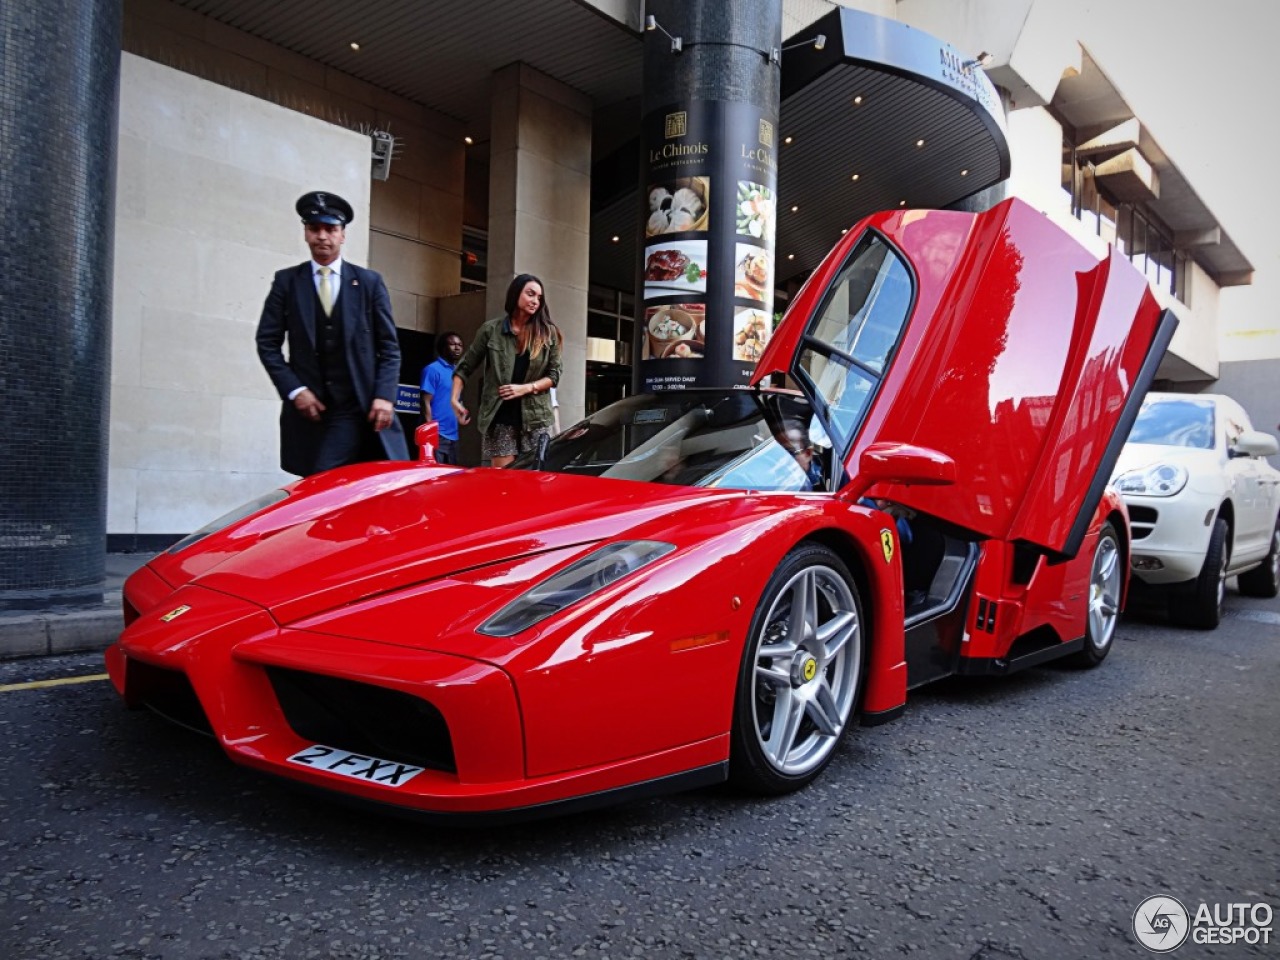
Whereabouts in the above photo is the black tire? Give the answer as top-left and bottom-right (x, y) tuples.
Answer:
(1169, 517), (1228, 630)
(1237, 519), (1280, 598)
(728, 543), (864, 795)
(1069, 522), (1122, 668)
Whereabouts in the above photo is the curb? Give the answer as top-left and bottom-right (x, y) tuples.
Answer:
(0, 595), (122, 661)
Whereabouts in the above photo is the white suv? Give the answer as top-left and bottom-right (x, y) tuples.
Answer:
(1112, 392), (1280, 628)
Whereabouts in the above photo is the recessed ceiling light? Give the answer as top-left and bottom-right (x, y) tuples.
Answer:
(790, 205), (799, 213)
(853, 95), (863, 105)
(464, 136), (474, 145)
(916, 139), (925, 147)
(841, 228), (848, 235)
(960, 168), (969, 176)
(787, 253), (796, 260)
(350, 42), (361, 51)
(850, 173), (860, 182)
(899, 200), (907, 206)
(611, 235), (620, 243)
(784, 136), (793, 144)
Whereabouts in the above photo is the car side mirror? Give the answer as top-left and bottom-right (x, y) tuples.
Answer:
(415, 421), (440, 464)
(1232, 429), (1279, 458)
(845, 441), (956, 501)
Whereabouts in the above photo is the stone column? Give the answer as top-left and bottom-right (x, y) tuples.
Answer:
(635, 0), (783, 392)
(487, 63), (593, 432)
(0, 0), (120, 610)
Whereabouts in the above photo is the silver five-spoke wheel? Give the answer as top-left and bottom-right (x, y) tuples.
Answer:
(1088, 528), (1121, 652)
(1072, 522), (1122, 667)
(730, 544), (863, 793)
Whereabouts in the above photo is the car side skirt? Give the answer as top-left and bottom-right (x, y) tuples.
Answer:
(257, 762), (730, 827)
(860, 704), (906, 727)
(956, 636), (1086, 676)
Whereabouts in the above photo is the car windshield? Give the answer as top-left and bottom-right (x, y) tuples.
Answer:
(1127, 398), (1215, 449)
(509, 390), (834, 492)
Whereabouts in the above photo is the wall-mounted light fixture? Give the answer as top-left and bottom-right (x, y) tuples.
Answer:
(963, 50), (993, 69)
(645, 15), (683, 53)
(771, 34), (826, 64)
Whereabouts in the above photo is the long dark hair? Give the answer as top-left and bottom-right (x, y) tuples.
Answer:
(504, 273), (558, 360)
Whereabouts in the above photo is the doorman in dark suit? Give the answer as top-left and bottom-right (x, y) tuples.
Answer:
(256, 191), (409, 476)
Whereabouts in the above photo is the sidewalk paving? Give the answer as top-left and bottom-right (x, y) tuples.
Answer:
(0, 554), (150, 661)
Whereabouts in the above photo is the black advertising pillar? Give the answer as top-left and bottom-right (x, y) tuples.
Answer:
(634, 0), (782, 393)
(0, 0), (120, 609)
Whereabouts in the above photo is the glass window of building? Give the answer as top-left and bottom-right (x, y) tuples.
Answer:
(1060, 135), (1184, 303)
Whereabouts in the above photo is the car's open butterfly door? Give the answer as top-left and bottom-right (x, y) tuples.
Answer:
(756, 198), (1175, 560)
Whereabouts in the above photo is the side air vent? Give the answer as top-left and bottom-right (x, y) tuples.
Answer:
(975, 597), (997, 633)
(126, 659), (213, 735)
(1127, 505), (1158, 541)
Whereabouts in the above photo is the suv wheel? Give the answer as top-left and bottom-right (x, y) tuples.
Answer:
(1237, 519), (1280, 598)
(1169, 517), (1228, 630)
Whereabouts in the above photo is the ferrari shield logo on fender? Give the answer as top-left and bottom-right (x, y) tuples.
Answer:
(880, 529), (894, 564)
(160, 604), (191, 622)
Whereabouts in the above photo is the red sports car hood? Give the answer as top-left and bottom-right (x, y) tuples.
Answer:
(172, 469), (727, 624)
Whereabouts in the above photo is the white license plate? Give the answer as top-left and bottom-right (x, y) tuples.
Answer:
(287, 744), (426, 788)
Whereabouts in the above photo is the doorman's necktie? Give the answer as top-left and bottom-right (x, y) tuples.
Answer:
(318, 266), (333, 316)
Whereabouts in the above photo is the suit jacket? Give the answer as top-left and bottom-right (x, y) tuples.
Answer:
(256, 260), (409, 476)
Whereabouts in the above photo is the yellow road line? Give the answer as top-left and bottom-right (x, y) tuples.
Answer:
(0, 673), (109, 693)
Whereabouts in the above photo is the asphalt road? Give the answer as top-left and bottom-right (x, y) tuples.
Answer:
(1, 593), (1276, 960)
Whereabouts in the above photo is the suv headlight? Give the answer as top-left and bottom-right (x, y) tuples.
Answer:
(480, 541), (675, 637)
(1113, 463), (1188, 497)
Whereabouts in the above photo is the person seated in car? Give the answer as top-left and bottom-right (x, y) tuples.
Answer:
(773, 418), (914, 545)
(774, 420), (826, 490)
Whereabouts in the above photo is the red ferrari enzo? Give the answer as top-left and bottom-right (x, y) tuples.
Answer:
(107, 198), (1174, 821)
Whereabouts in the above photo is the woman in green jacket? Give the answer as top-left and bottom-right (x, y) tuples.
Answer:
(451, 273), (563, 468)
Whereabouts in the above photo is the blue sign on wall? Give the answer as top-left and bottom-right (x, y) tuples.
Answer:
(394, 384), (421, 415)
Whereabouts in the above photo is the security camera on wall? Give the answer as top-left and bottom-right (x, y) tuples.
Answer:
(370, 130), (397, 181)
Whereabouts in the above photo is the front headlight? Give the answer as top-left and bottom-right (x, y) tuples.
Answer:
(1113, 463), (1188, 497)
(480, 540), (675, 637)
(165, 489), (291, 555)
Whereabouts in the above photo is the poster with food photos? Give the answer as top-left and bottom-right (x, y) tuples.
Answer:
(637, 99), (778, 391)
